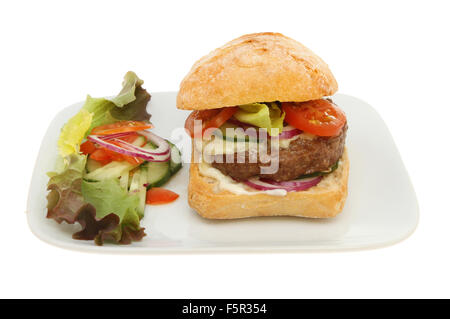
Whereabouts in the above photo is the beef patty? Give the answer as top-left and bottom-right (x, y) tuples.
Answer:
(211, 124), (347, 181)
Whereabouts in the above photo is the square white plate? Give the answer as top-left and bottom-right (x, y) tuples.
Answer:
(27, 92), (419, 253)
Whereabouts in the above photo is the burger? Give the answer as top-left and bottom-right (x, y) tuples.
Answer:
(177, 32), (349, 219)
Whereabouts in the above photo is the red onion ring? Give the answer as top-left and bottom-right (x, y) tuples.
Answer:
(278, 125), (303, 139)
(137, 130), (171, 155)
(111, 139), (170, 162)
(244, 176), (322, 192)
(100, 131), (136, 140)
(113, 138), (169, 156)
(88, 130), (171, 162)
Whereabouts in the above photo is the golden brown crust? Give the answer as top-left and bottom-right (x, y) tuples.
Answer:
(177, 32), (338, 110)
(188, 149), (349, 219)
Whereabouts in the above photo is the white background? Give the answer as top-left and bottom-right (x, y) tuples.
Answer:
(1, 0), (449, 298)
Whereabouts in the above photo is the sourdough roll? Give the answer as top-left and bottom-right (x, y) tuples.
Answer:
(177, 32), (338, 110)
(177, 32), (349, 219)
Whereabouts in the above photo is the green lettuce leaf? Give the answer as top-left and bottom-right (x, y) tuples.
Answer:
(46, 153), (145, 245)
(57, 109), (92, 157)
(47, 151), (88, 178)
(233, 102), (285, 136)
(106, 71), (144, 107)
(109, 86), (151, 121)
(81, 95), (117, 133)
(56, 71), (151, 156)
(81, 178), (145, 245)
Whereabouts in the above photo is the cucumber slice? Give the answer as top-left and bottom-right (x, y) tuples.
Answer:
(128, 169), (143, 218)
(296, 161), (339, 179)
(215, 122), (260, 142)
(128, 167), (147, 218)
(132, 136), (146, 146)
(86, 157), (103, 173)
(138, 166), (147, 217)
(119, 171), (129, 190)
(84, 161), (137, 181)
(142, 142), (156, 150)
(141, 140), (180, 187)
(146, 161), (171, 188)
(129, 169), (141, 192)
(167, 141), (182, 175)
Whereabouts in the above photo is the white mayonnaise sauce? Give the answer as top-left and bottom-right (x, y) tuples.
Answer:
(198, 161), (287, 196)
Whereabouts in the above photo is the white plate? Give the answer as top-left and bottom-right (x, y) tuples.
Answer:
(27, 92), (419, 253)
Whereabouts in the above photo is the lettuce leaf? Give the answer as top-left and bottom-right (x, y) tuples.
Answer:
(46, 154), (145, 245)
(109, 86), (151, 121)
(47, 152), (87, 178)
(72, 204), (121, 243)
(56, 71), (151, 156)
(81, 178), (145, 245)
(72, 203), (145, 245)
(57, 109), (93, 157)
(106, 71), (144, 107)
(81, 95), (117, 134)
(233, 102), (285, 136)
(46, 154), (87, 224)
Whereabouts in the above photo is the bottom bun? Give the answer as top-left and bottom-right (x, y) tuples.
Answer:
(188, 149), (349, 219)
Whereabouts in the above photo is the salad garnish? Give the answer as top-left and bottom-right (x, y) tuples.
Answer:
(46, 72), (182, 245)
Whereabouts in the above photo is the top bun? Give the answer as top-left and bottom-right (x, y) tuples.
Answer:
(177, 32), (338, 110)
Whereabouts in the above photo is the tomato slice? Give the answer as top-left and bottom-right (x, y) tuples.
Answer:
(90, 121), (153, 135)
(90, 149), (112, 163)
(122, 155), (144, 165)
(103, 140), (144, 165)
(90, 144), (143, 166)
(80, 140), (97, 155)
(116, 132), (146, 145)
(282, 99), (346, 136)
(146, 188), (179, 205)
(101, 147), (124, 162)
(117, 132), (139, 144)
(185, 107), (238, 138)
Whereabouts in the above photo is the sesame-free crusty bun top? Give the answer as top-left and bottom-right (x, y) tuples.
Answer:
(176, 32), (338, 110)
